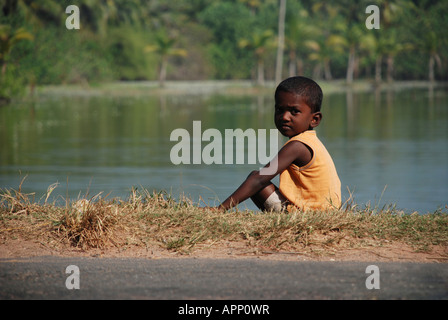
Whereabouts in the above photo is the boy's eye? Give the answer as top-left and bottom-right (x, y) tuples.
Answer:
(291, 109), (299, 115)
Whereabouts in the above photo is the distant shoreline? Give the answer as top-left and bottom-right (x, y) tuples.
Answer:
(31, 79), (448, 98)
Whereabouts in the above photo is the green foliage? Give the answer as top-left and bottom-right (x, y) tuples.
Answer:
(0, 63), (27, 100)
(199, 1), (253, 44)
(108, 27), (157, 81)
(0, 24), (34, 99)
(26, 27), (116, 84)
(1, 0), (448, 99)
(199, 1), (255, 79)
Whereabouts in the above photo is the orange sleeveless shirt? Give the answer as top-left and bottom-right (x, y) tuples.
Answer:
(279, 130), (341, 211)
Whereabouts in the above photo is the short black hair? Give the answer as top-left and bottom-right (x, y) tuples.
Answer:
(275, 76), (323, 113)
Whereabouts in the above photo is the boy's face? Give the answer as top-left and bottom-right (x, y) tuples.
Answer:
(274, 91), (322, 138)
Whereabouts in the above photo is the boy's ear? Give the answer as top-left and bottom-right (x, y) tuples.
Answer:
(310, 112), (322, 128)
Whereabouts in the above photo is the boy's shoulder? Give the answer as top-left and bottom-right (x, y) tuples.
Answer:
(286, 130), (317, 145)
(281, 131), (316, 168)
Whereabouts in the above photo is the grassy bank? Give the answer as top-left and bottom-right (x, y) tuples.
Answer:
(1, 185), (447, 260)
(30, 80), (448, 99)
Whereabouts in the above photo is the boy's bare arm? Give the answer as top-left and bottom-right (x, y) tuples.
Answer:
(215, 141), (312, 210)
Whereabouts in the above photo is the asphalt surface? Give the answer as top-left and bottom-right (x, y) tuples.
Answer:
(0, 256), (447, 302)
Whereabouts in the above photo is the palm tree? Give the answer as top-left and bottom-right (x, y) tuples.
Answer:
(0, 24), (33, 101)
(328, 0), (368, 84)
(357, 32), (383, 83)
(275, 0), (287, 84)
(238, 0), (262, 14)
(284, 6), (313, 77)
(239, 29), (276, 85)
(144, 30), (187, 87)
(298, 2), (347, 80)
(382, 30), (413, 82)
(0, 24), (34, 76)
(368, 0), (410, 83)
(305, 34), (346, 80)
(407, 1), (445, 82)
(14, 0), (65, 27)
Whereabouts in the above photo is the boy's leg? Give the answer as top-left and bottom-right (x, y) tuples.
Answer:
(251, 183), (288, 212)
(251, 183), (277, 210)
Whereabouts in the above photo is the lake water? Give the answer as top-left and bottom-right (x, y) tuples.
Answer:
(1, 84), (447, 213)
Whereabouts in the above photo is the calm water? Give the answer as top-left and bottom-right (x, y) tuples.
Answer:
(1, 85), (447, 213)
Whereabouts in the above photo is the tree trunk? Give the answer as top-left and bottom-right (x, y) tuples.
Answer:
(353, 55), (360, 79)
(297, 58), (304, 76)
(257, 58), (265, 86)
(159, 56), (168, 88)
(288, 49), (296, 77)
(313, 63), (322, 80)
(428, 54), (435, 82)
(288, 60), (295, 77)
(346, 46), (355, 84)
(275, 0), (286, 84)
(324, 58), (332, 80)
(386, 55), (394, 82)
(375, 55), (382, 83)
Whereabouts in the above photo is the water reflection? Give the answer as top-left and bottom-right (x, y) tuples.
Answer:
(0, 85), (447, 213)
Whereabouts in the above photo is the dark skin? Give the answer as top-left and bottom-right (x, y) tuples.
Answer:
(211, 91), (322, 211)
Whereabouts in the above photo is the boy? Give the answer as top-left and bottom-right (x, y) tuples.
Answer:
(213, 76), (341, 212)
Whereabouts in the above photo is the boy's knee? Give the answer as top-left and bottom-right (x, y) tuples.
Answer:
(263, 190), (287, 212)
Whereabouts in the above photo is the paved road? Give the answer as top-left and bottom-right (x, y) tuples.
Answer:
(1, 256), (447, 302)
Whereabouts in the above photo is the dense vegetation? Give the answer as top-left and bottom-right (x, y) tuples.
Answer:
(1, 0), (447, 99)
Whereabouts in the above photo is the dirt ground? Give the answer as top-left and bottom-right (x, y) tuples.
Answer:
(1, 237), (447, 263)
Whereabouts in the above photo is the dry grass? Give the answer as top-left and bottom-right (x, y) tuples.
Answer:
(1, 184), (447, 256)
